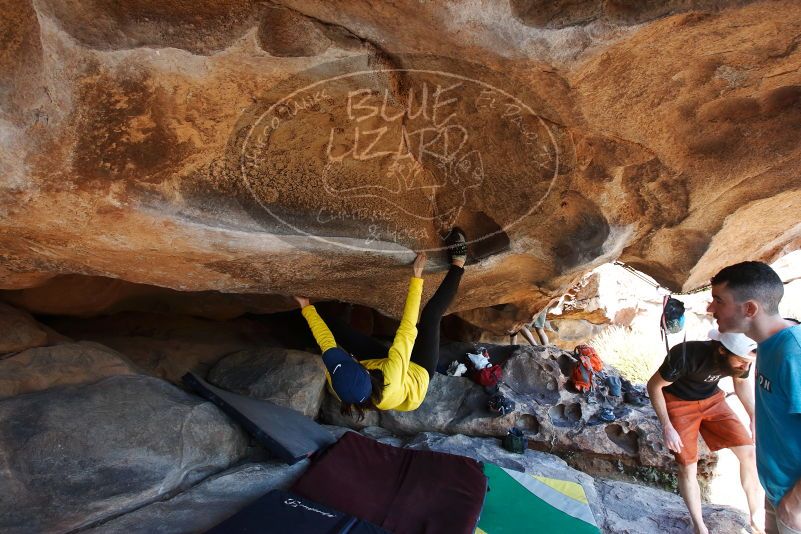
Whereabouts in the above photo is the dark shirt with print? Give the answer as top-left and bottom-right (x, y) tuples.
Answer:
(658, 340), (750, 401)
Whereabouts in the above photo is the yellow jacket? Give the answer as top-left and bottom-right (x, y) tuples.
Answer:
(300, 277), (429, 411)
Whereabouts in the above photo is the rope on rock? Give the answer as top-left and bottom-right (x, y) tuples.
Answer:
(612, 261), (712, 295)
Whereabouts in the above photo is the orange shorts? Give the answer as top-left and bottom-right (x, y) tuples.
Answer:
(665, 389), (752, 465)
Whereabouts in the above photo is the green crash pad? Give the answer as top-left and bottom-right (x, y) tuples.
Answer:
(476, 463), (600, 534)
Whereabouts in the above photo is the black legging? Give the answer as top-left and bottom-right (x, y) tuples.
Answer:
(321, 265), (464, 377)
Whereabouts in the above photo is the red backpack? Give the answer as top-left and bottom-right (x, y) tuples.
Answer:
(472, 364), (503, 388)
(571, 344), (604, 393)
(467, 347), (503, 388)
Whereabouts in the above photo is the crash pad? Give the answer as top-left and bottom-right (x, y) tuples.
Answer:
(291, 431), (487, 534)
(205, 489), (389, 534)
(182, 372), (335, 465)
(476, 462), (600, 533)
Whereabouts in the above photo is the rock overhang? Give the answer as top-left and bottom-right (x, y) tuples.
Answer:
(1, 0), (800, 320)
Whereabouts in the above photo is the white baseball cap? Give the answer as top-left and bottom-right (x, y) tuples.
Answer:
(708, 329), (757, 361)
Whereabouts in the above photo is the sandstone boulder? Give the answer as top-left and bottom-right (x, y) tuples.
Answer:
(84, 462), (308, 534)
(594, 478), (749, 534)
(320, 344), (712, 473)
(355, 425), (407, 448)
(43, 312), (279, 383)
(2, 1), (801, 326)
(320, 370), (529, 437)
(0, 375), (248, 534)
(208, 347), (327, 418)
(0, 341), (139, 400)
(1, 275), (293, 320)
(0, 302), (49, 356)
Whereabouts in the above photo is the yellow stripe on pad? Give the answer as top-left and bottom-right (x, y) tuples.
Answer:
(532, 475), (589, 504)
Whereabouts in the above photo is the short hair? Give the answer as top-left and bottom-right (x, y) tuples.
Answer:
(710, 261), (784, 314)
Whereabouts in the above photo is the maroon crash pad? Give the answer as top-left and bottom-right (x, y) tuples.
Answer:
(291, 432), (487, 534)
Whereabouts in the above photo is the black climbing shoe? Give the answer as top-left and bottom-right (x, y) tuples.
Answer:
(488, 393), (515, 416)
(444, 227), (468, 264)
(620, 380), (649, 407)
(623, 389), (649, 407)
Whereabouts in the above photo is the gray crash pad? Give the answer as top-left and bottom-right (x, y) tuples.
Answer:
(182, 372), (335, 464)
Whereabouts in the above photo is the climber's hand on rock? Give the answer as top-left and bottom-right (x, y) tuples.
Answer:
(294, 296), (310, 309)
(413, 252), (427, 278)
(663, 424), (684, 454)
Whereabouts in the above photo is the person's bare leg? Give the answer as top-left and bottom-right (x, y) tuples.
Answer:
(731, 444), (766, 533)
(678, 462), (708, 534)
(535, 326), (549, 345)
(518, 325), (539, 347)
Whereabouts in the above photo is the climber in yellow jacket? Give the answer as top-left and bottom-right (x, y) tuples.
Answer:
(294, 229), (468, 416)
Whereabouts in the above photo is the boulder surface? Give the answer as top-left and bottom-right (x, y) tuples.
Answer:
(0, 375), (248, 534)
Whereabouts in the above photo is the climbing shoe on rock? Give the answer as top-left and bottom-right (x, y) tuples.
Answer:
(444, 227), (468, 264)
(621, 379), (649, 407)
(624, 389), (649, 407)
(598, 407), (616, 422)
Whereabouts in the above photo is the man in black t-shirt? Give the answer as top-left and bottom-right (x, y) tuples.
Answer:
(647, 329), (764, 534)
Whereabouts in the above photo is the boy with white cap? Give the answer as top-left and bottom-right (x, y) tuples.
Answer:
(648, 329), (764, 534)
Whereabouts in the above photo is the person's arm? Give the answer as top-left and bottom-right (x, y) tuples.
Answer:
(381, 254), (426, 383)
(778, 478), (801, 529)
(647, 372), (684, 453)
(298, 302), (337, 353)
(732, 374), (756, 437)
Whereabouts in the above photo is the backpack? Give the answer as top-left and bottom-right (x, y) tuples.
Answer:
(471, 364), (503, 388)
(661, 295), (686, 335)
(571, 344), (603, 393)
(660, 295), (687, 368)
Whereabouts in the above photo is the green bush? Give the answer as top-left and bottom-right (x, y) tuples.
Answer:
(633, 466), (679, 494)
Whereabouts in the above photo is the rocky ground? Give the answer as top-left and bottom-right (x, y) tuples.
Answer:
(0, 302), (751, 533)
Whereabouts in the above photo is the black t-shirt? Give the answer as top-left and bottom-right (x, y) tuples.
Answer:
(658, 340), (750, 401)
